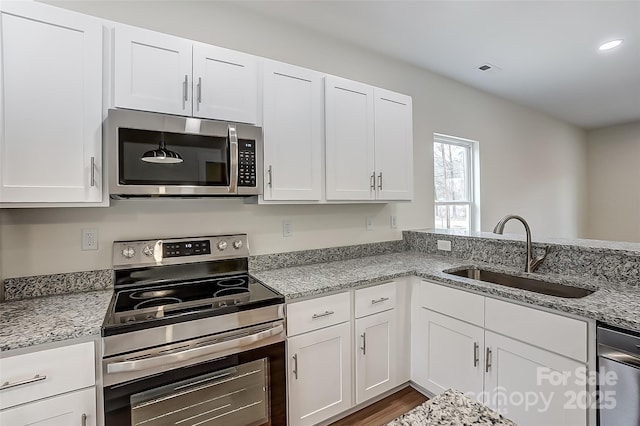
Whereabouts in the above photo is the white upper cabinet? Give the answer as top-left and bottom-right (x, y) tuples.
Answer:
(113, 26), (258, 123)
(0, 1), (102, 203)
(114, 25), (192, 116)
(325, 77), (413, 202)
(374, 88), (413, 201)
(325, 76), (375, 200)
(192, 43), (257, 123)
(262, 60), (323, 201)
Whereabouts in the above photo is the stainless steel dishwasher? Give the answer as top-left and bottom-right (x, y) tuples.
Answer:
(597, 325), (640, 426)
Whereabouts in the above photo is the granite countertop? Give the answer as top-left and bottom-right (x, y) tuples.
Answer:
(0, 290), (113, 352)
(387, 389), (517, 426)
(252, 251), (640, 333)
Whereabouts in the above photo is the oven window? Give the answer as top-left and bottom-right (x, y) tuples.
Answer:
(130, 358), (269, 426)
(118, 128), (229, 186)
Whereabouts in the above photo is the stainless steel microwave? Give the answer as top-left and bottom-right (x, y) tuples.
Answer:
(107, 109), (262, 198)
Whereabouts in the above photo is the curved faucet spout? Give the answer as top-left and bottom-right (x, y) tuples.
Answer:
(493, 214), (547, 273)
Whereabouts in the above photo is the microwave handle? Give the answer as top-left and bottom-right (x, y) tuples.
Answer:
(228, 125), (238, 193)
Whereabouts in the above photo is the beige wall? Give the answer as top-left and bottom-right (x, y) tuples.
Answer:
(585, 121), (640, 242)
(0, 1), (586, 280)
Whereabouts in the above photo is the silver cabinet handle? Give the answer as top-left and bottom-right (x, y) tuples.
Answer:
(377, 172), (383, 190)
(473, 342), (479, 367)
(197, 77), (202, 104)
(267, 165), (273, 187)
(312, 310), (334, 319)
(371, 296), (389, 305)
(370, 172), (375, 190)
(0, 374), (46, 391)
(361, 333), (367, 355)
(81, 413), (87, 426)
(485, 347), (492, 373)
(292, 354), (298, 380)
(228, 125), (238, 194)
(107, 323), (283, 373)
(90, 157), (95, 187)
(182, 74), (188, 106)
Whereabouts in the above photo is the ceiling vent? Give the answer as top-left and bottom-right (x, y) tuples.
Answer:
(477, 62), (503, 73)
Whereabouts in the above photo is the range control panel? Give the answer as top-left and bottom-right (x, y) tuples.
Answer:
(113, 234), (249, 269)
(163, 240), (211, 258)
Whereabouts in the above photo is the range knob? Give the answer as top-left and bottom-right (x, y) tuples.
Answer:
(122, 246), (136, 259)
(142, 245), (154, 257)
(233, 240), (243, 250)
(217, 240), (228, 251)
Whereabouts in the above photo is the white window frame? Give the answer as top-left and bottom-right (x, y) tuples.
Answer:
(433, 133), (480, 231)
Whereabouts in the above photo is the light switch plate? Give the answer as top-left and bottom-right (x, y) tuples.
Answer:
(366, 217), (374, 231)
(390, 215), (397, 229)
(283, 220), (292, 237)
(437, 240), (452, 251)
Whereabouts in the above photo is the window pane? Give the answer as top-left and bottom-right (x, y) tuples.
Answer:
(434, 142), (469, 202)
(435, 204), (470, 230)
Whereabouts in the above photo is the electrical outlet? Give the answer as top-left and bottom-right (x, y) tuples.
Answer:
(437, 240), (452, 252)
(283, 220), (292, 237)
(366, 217), (374, 231)
(82, 228), (98, 251)
(390, 215), (397, 229)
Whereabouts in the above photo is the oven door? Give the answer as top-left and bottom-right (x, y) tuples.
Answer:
(104, 338), (285, 426)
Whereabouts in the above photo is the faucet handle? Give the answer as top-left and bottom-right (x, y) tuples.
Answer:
(530, 246), (550, 272)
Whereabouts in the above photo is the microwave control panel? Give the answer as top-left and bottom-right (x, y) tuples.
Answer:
(238, 139), (256, 187)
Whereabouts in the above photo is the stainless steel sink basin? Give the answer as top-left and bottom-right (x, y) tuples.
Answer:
(446, 268), (594, 298)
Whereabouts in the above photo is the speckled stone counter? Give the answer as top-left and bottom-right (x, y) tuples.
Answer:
(387, 389), (517, 426)
(252, 251), (640, 333)
(0, 290), (112, 352)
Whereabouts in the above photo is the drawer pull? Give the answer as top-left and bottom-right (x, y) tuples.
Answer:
(312, 310), (335, 319)
(0, 374), (46, 391)
(371, 297), (390, 305)
(81, 413), (87, 426)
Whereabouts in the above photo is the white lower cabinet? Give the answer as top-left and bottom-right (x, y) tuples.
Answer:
(485, 331), (585, 426)
(412, 280), (590, 426)
(0, 387), (96, 426)
(287, 322), (351, 426)
(355, 309), (397, 403)
(413, 308), (484, 396)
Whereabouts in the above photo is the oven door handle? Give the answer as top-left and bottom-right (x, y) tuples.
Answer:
(106, 323), (284, 374)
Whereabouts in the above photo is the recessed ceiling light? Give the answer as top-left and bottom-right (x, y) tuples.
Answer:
(599, 39), (623, 51)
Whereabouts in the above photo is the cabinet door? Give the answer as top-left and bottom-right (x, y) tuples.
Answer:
(325, 76), (375, 200)
(0, 387), (96, 426)
(412, 308), (484, 396)
(484, 331), (586, 426)
(374, 88), (413, 201)
(192, 43), (257, 123)
(0, 1), (102, 203)
(262, 60), (323, 201)
(287, 322), (351, 426)
(114, 25), (192, 116)
(355, 309), (397, 404)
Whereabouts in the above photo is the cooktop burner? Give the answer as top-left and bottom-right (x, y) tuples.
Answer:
(102, 235), (284, 337)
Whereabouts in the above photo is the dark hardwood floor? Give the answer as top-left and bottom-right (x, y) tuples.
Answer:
(329, 386), (428, 426)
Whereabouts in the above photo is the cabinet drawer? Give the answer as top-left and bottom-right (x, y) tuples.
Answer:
(0, 387), (96, 425)
(485, 298), (587, 362)
(355, 281), (397, 318)
(0, 341), (95, 409)
(286, 292), (350, 336)
(419, 281), (484, 327)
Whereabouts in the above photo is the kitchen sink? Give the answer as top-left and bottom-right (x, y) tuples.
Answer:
(446, 268), (594, 298)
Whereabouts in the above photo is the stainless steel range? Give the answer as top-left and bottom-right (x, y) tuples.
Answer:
(102, 234), (285, 426)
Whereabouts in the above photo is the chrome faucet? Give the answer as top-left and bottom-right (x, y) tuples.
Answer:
(493, 214), (548, 273)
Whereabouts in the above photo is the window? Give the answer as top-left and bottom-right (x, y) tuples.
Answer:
(433, 133), (479, 231)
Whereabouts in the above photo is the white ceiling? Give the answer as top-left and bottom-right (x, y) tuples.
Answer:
(234, 0), (640, 130)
